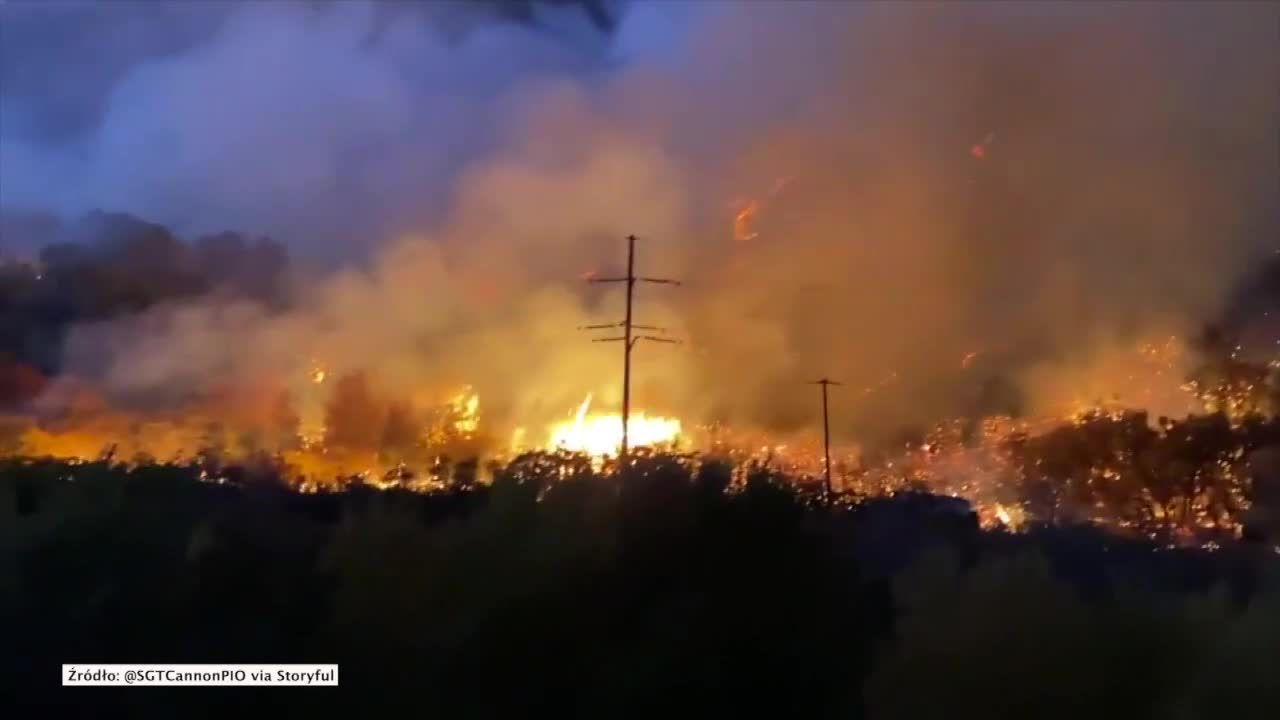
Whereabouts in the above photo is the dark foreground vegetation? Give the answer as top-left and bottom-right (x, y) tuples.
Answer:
(3, 453), (1278, 718)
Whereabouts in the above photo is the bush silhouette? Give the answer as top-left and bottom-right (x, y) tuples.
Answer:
(2, 454), (1277, 717)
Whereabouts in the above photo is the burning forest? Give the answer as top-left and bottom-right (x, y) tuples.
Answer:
(4, 246), (1280, 547)
(2, 1), (1279, 548)
(3, 1), (1280, 712)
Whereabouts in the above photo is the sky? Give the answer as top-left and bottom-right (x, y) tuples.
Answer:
(0, 0), (674, 260)
(2, 0), (1278, 446)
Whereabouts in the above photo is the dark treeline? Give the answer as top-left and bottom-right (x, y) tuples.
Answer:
(3, 453), (1278, 717)
(0, 209), (291, 405)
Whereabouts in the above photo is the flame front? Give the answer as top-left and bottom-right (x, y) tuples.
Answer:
(450, 388), (480, 436)
(546, 393), (682, 458)
(995, 505), (1012, 525)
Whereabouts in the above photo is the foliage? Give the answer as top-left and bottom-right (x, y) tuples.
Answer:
(867, 548), (1280, 719)
(1, 454), (1277, 716)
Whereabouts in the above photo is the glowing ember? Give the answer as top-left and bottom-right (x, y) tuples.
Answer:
(732, 199), (760, 242)
(728, 176), (792, 243)
(547, 393), (682, 457)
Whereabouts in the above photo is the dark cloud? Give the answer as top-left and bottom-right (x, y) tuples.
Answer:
(0, 0), (624, 259)
(0, 1), (234, 143)
(0, 0), (621, 141)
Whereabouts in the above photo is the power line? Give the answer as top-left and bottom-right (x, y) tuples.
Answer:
(808, 378), (842, 502)
(580, 234), (680, 459)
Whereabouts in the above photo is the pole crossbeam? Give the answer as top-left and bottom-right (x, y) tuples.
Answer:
(580, 235), (680, 459)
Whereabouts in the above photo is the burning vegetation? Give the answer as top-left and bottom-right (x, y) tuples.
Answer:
(2, 2), (1278, 554)
(5, 322), (1280, 548)
(5, 4), (1280, 717)
(546, 393), (682, 460)
(5, 204), (1280, 551)
(5, 215), (1280, 549)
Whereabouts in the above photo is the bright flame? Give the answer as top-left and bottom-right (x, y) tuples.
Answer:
(309, 359), (327, 385)
(982, 502), (1024, 530)
(449, 388), (480, 436)
(547, 393), (682, 458)
(995, 504), (1012, 525)
(298, 360), (329, 448)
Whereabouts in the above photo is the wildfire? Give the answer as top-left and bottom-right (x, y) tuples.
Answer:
(449, 387), (480, 436)
(981, 502), (1025, 530)
(298, 360), (330, 449)
(1, 327), (1268, 549)
(546, 393), (682, 458)
(309, 359), (328, 385)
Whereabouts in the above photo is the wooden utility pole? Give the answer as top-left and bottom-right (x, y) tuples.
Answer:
(581, 235), (679, 459)
(809, 378), (842, 501)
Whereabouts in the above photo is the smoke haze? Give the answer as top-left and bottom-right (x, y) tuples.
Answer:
(3, 1), (1277, 447)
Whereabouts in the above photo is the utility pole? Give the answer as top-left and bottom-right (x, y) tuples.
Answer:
(809, 378), (842, 501)
(580, 235), (680, 459)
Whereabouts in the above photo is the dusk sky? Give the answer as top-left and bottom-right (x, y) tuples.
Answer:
(3, 2), (1274, 260)
(1, 0), (690, 256)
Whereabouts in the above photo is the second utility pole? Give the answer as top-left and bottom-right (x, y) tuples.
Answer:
(810, 378), (842, 501)
(582, 235), (679, 459)
(621, 236), (636, 457)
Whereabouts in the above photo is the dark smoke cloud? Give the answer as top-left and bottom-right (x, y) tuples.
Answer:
(1, 0), (626, 261)
(4, 1), (1278, 450)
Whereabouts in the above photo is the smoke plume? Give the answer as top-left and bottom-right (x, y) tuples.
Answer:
(4, 1), (1278, 448)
